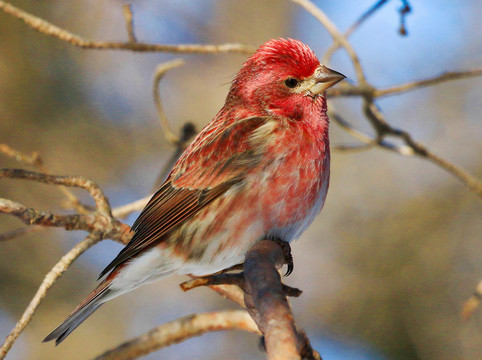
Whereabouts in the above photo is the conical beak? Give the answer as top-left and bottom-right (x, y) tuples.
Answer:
(309, 65), (346, 95)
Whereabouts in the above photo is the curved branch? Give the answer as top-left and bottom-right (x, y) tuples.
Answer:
(0, 0), (254, 54)
(0, 232), (102, 359)
(152, 59), (185, 146)
(93, 310), (260, 360)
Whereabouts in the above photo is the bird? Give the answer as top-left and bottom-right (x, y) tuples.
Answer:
(43, 38), (345, 345)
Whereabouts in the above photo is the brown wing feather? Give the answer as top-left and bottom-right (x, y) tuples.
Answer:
(98, 116), (271, 279)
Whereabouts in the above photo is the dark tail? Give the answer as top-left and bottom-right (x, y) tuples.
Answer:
(43, 287), (111, 345)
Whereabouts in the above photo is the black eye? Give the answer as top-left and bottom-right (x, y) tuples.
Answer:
(284, 78), (299, 88)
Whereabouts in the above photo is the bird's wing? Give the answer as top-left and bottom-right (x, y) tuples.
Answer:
(98, 116), (272, 279)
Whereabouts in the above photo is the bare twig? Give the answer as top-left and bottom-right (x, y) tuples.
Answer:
(152, 59), (185, 145)
(122, 4), (136, 43)
(0, 197), (132, 245)
(0, 144), (89, 214)
(112, 195), (151, 219)
(362, 101), (482, 197)
(328, 68), (482, 99)
(0, 169), (134, 243)
(0, 144), (43, 166)
(375, 68), (482, 97)
(323, 0), (390, 64)
(0, 0), (254, 54)
(93, 310), (260, 360)
(462, 280), (482, 320)
(329, 110), (414, 155)
(0, 232), (102, 359)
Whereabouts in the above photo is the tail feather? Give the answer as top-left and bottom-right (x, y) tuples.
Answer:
(43, 287), (111, 346)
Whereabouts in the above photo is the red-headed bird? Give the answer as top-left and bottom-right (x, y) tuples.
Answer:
(44, 38), (345, 345)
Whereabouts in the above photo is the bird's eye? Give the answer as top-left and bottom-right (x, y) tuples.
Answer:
(284, 78), (299, 88)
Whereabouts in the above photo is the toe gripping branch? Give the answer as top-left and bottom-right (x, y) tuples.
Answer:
(180, 239), (321, 360)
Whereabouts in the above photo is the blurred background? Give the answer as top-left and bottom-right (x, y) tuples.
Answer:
(0, 0), (481, 359)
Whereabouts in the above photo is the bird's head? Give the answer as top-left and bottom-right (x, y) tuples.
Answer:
(227, 38), (345, 120)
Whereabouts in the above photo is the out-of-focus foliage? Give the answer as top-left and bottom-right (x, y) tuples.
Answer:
(0, 1), (481, 359)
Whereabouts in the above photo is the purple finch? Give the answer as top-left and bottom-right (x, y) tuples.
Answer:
(44, 38), (345, 345)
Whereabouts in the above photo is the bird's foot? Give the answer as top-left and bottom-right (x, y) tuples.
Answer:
(270, 238), (294, 276)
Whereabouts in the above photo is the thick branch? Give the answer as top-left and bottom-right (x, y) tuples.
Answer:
(243, 240), (319, 360)
(0, 232), (102, 359)
(93, 310), (260, 360)
(0, 0), (254, 54)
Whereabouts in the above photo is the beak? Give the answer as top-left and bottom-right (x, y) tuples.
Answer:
(309, 65), (346, 95)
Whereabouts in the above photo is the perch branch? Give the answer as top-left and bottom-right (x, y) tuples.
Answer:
(0, 232), (102, 359)
(243, 240), (319, 360)
(0, 0), (254, 54)
(93, 310), (260, 360)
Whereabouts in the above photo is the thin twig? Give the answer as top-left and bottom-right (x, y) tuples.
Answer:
(0, 0), (254, 54)
(375, 68), (482, 97)
(323, 0), (390, 65)
(0, 144), (43, 166)
(93, 310), (260, 360)
(0, 144), (88, 214)
(362, 101), (482, 197)
(0, 197), (132, 245)
(152, 59), (185, 145)
(122, 4), (136, 43)
(329, 110), (414, 155)
(0, 232), (102, 359)
(112, 195), (151, 219)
